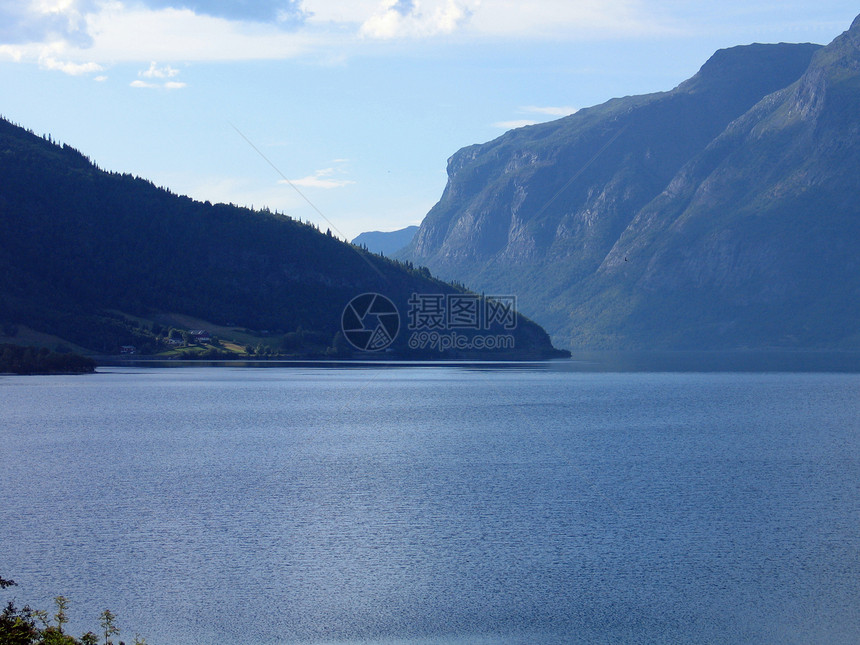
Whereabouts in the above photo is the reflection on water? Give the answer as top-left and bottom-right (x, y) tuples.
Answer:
(563, 350), (860, 372)
(105, 350), (860, 373)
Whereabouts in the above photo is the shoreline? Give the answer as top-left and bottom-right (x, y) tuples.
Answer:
(92, 349), (860, 373)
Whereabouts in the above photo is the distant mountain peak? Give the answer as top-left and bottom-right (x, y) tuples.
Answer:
(352, 226), (418, 256)
(675, 42), (822, 98)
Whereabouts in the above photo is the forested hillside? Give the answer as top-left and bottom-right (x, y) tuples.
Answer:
(0, 117), (564, 359)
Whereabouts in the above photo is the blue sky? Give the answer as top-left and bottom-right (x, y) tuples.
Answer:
(1, 1), (857, 240)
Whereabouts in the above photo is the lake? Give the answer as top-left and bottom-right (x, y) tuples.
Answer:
(1, 362), (859, 644)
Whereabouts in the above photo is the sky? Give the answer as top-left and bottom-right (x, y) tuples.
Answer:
(1, 1), (858, 241)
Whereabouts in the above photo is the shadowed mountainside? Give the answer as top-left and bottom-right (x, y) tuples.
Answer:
(0, 118), (564, 359)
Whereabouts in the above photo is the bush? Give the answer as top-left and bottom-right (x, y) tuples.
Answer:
(0, 578), (145, 645)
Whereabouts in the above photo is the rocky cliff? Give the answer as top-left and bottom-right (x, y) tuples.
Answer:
(401, 16), (860, 349)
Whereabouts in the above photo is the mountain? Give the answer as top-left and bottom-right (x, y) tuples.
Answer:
(401, 20), (860, 350)
(352, 226), (419, 256)
(0, 117), (565, 359)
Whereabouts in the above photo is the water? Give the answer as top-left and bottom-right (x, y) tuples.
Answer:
(1, 364), (859, 644)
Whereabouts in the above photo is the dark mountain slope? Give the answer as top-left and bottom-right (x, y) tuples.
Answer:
(0, 118), (563, 358)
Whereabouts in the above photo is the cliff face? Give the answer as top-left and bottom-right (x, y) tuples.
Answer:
(402, 17), (860, 350)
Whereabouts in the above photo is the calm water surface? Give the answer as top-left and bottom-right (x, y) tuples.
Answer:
(1, 364), (859, 644)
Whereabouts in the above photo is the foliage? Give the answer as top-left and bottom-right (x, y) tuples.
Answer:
(0, 578), (139, 645)
(0, 344), (95, 374)
(99, 610), (119, 645)
(0, 600), (39, 645)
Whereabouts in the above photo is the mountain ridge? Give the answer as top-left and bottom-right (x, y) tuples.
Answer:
(400, 19), (860, 350)
(407, 41), (822, 274)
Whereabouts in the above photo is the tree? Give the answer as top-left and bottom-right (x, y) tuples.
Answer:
(99, 609), (119, 645)
(1, 576), (141, 645)
(54, 596), (69, 634)
(39, 624), (78, 645)
(0, 601), (39, 645)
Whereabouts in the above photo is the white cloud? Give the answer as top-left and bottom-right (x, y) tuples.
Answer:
(140, 61), (180, 78)
(469, 0), (675, 38)
(38, 53), (103, 75)
(84, 5), (315, 61)
(360, 0), (471, 39)
(0, 0), (98, 46)
(282, 166), (355, 189)
(0, 45), (25, 62)
(492, 119), (538, 129)
(303, 1), (390, 27)
(0, 1), (678, 67)
(131, 60), (186, 88)
(523, 105), (578, 116)
(492, 105), (580, 129)
(130, 78), (186, 89)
